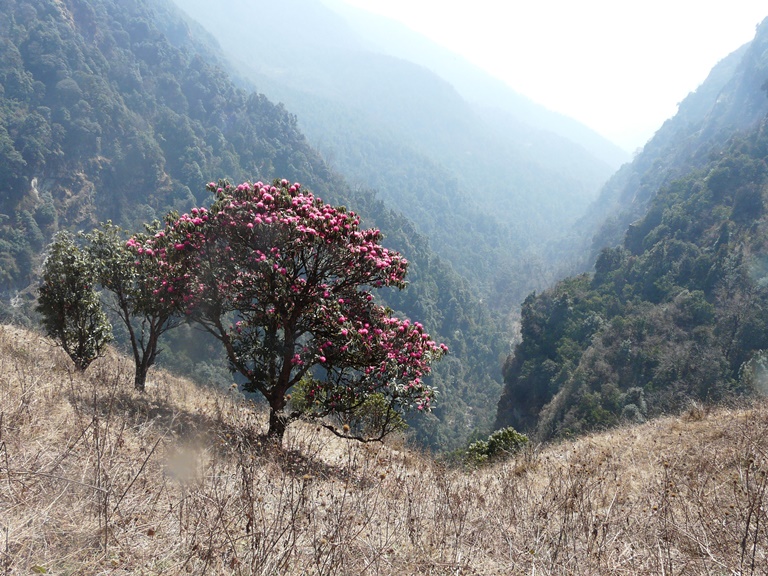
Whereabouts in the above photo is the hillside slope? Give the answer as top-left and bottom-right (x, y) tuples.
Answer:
(171, 0), (620, 306)
(0, 0), (343, 292)
(0, 0), (507, 450)
(2, 324), (767, 575)
(497, 18), (768, 441)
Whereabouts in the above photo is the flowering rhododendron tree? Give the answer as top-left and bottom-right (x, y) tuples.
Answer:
(130, 179), (446, 441)
(86, 222), (180, 391)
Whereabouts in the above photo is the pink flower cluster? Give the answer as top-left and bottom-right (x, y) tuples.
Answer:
(128, 179), (446, 415)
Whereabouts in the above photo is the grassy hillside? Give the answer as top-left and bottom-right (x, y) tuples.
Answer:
(3, 324), (767, 575)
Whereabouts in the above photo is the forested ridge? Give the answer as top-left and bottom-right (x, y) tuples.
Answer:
(0, 0), (335, 290)
(497, 55), (768, 439)
(0, 0), (506, 450)
(583, 18), (768, 263)
(495, 16), (768, 441)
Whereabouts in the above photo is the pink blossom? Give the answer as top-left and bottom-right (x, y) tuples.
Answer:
(134, 178), (446, 427)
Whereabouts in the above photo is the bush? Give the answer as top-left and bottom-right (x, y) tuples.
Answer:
(465, 426), (528, 467)
(290, 376), (407, 440)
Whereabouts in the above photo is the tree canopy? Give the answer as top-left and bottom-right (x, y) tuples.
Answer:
(85, 222), (179, 391)
(37, 231), (113, 371)
(130, 179), (447, 440)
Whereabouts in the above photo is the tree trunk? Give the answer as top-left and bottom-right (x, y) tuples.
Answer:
(133, 331), (159, 392)
(267, 406), (288, 442)
(134, 368), (147, 392)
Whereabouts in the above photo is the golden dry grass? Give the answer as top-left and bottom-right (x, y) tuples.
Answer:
(1, 323), (767, 575)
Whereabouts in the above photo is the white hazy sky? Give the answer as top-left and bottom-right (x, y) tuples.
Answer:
(339, 0), (767, 152)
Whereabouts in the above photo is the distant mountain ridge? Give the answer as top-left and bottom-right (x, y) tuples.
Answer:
(323, 0), (629, 168)
(172, 0), (622, 309)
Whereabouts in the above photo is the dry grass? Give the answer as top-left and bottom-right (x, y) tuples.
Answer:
(1, 324), (768, 575)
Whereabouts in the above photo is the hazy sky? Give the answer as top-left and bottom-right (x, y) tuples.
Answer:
(339, 0), (767, 151)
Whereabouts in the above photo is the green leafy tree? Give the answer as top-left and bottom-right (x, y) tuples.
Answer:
(290, 376), (407, 440)
(37, 232), (112, 371)
(84, 222), (179, 391)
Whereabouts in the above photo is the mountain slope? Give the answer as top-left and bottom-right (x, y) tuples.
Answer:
(496, 18), (768, 440)
(584, 23), (768, 261)
(0, 0), (507, 450)
(171, 0), (619, 307)
(0, 0), (344, 288)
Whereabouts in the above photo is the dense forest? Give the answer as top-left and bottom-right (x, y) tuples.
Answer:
(496, 18), (768, 438)
(0, 0), (507, 450)
(0, 0), (334, 290)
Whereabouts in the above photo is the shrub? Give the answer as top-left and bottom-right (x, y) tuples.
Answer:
(465, 426), (528, 467)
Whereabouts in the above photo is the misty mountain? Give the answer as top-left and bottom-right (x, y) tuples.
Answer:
(323, 0), (629, 169)
(584, 24), (768, 262)
(0, 0), (509, 450)
(496, 16), (768, 441)
(171, 0), (623, 309)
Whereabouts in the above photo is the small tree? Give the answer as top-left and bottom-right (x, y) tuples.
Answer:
(131, 179), (447, 441)
(84, 222), (179, 391)
(37, 231), (112, 371)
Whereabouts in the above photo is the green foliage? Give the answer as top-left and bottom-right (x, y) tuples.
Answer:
(83, 222), (179, 391)
(36, 232), (112, 370)
(1, 0), (351, 293)
(291, 376), (407, 440)
(498, 119), (768, 442)
(464, 426), (528, 467)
